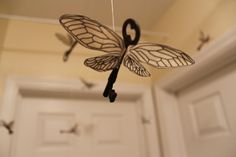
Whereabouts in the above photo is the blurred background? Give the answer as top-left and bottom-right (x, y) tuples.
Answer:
(0, 0), (236, 157)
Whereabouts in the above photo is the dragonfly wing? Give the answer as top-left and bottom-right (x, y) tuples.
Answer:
(128, 43), (195, 68)
(59, 14), (124, 54)
(67, 34), (75, 45)
(123, 55), (150, 77)
(84, 54), (120, 72)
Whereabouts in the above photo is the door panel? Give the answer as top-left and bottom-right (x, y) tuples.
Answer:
(177, 63), (236, 157)
(12, 97), (145, 157)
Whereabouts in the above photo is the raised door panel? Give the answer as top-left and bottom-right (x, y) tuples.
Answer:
(177, 65), (236, 157)
(13, 99), (78, 157)
(13, 97), (145, 157)
(88, 102), (143, 157)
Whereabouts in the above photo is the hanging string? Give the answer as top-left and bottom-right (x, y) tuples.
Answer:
(110, 0), (115, 31)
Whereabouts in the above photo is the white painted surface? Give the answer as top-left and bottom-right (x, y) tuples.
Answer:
(0, 127), (11, 157)
(0, 0), (173, 30)
(154, 27), (236, 157)
(177, 62), (236, 157)
(154, 88), (187, 157)
(12, 97), (144, 157)
(157, 27), (236, 92)
(0, 78), (161, 157)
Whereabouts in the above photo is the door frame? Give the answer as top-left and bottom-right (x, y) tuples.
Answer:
(153, 27), (236, 157)
(0, 77), (161, 157)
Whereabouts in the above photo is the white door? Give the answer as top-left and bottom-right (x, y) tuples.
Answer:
(177, 62), (236, 157)
(11, 96), (147, 157)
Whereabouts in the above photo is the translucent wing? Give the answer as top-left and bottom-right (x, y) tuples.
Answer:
(127, 43), (195, 68)
(84, 54), (120, 72)
(123, 55), (150, 77)
(67, 34), (75, 45)
(59, 14), (125, 54)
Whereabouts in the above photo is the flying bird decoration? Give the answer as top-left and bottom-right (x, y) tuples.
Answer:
(0, 120), (14, 135)
(60, 123), (80, 135)
(59, 14), (195, 102)
(197, 30), (210, 51)
(79, 77), (96, 89)
(55, 32), (78, 61)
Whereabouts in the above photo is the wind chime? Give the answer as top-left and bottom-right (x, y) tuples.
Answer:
(59, 0), (195, 102)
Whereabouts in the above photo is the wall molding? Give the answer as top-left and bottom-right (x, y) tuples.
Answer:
(0, 77), (161, 157)
(0, 13), (169, 38)
(154, 26), (236, 157)
(158, 27), (236, 93)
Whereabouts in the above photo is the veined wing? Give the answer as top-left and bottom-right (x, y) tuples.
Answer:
(59, 14), (124, 54)
(127, 43), (195, 68)
(123, 55), (150, 77)
(84, 54), (120, 72)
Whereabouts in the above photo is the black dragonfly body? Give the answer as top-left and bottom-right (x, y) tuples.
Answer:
(59, 14), (195, 102)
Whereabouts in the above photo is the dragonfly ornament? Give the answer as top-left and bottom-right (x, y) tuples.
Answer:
(59, 14), (195, 102)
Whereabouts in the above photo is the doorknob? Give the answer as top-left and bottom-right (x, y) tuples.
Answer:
(60, 123), (80, 135)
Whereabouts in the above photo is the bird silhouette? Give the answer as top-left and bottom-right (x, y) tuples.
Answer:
(55, 33), (78, 62)
(60, 123), (79, 135)
(80, 77), (96, 89)
(197, 30), (210, 51)
(0, 120), (14, 134)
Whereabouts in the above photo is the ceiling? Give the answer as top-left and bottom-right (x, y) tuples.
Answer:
(0, 0), (174, 30)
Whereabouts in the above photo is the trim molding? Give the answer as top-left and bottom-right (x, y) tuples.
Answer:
(154, 26), (236, 157)
(0, 13), (169, 38)
(158, 27), (236, 92)
(0, 77), (161, 157)
(0, 13), (59, 24)
(153, 88), (187, 157)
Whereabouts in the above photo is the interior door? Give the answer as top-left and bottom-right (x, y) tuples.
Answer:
(177, 62), (236, 157)
(11, 95), (146, 157)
